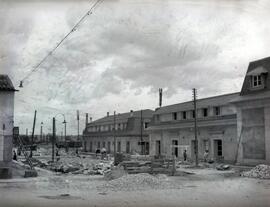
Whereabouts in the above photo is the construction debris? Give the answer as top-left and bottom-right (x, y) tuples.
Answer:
(99, 173), (175, 191)
(241, 164), (270, 179)
(216, 164), (230, 171)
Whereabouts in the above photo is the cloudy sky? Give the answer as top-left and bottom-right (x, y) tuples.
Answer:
(1, 0), (270, 135)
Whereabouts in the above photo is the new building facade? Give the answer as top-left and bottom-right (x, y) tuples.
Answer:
(82, 110), (154, 155)
(148, 57), (270, 165)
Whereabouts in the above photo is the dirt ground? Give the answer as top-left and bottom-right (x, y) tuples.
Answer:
(0, 166), (270, 207)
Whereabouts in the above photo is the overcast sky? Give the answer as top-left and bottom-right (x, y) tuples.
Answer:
(1, 0), (270, 135)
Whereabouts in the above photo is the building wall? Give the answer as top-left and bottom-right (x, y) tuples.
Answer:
(0, 91), (14, 178)
(149, 124), (238, 163)
(83, 135), (149, 154)
(235, 98), (270, 165)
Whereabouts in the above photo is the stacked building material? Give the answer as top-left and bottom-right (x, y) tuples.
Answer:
(241, 164), (270, 179)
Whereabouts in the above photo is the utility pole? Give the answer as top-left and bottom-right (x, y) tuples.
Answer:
(77, 110), (80, 141)
(52, 117), (55, 163)
(113, 111), (116, 164)
(193, 88), (199, 167)
(140, 110), (143, 155)
(63, 119), (67, 144)
(40, 122), (43, 143)
(30, 110), (37, 157)
(159, 88), (163, 107)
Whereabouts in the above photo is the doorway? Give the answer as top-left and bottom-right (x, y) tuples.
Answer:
(156, 140), (161, 156)
(214, 140), (222, 159)
(172, 140), (178, 157)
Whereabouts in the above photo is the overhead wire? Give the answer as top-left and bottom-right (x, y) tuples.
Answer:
(20, 0), (104, 87)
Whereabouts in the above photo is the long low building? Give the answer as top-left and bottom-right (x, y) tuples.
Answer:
(147, 56), (270, 165)
(82, 110), (154, 155)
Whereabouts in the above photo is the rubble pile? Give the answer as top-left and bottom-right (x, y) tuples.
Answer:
(100, 173), (173, 191)
(241, 164), (270, 179)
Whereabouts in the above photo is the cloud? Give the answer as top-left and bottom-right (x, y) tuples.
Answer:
(1, 0), (270, 134)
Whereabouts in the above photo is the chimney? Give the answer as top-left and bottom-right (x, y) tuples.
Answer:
(107, 112), (109, 117)
(85, 113), (89, 127)
(130, 110), (134, 117)
(90, 117), (92, 122)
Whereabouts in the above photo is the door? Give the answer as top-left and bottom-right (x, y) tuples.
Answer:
(126, 141), (130, 153)
(145, 142), (149, 155)
(172, 140), (178, 157)
(214, 140), (222, 159)
(107, 141), (111, 153)
(156, 140), (161, 156)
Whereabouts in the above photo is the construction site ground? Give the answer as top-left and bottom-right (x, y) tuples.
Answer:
(1, 146), (270, 207)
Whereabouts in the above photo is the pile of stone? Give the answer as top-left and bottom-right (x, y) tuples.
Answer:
(99, 173), (174, 191)
(241, 164), (270, 179)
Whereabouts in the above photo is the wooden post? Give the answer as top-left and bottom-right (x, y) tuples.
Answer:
(193, 88), (199, 167)
(113, 111), (116, 165)
(30, 110), (37, 158)
(52, 117), (55, 163)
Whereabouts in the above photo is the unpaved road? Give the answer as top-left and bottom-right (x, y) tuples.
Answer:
(0, 169), (270, 207)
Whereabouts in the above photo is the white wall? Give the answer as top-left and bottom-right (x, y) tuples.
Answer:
(0, 91), (14, 162)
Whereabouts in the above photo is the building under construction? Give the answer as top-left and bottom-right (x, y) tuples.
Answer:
(147, 56), (270, 165)
(82, 110), (154, 155)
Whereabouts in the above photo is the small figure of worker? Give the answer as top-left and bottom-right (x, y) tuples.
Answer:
(101, 147), (107, 160)
(203, 150), (209, 162)
(13, 150), (17, 161)
(183, 149), (187, 161)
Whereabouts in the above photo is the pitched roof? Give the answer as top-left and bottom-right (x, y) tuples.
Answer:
(90, 109), (154, 124)
(0, 75), (16, 91)
(154, 92), (240, 114)
(240, 56), (270, 95)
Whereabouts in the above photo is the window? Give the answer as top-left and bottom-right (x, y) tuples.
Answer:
(252, 75), (262, 87)
(102, 141), (106, 148)
(173, 112), (177, 120)
(192, 110), (195, 118)
(144, 122), (149, 129)
(214, 106), (220, 116)
(203, 108), (208, 117)
(118, 123), (121, 130)
(182, 111), (187, 120)
(97, 142), (101, 148)
(156, 115), (160, 122)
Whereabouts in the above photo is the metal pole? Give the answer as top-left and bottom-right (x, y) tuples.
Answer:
(30, 110), (37, 157)
(52, 117), (55, 162)
(193, 88), (198, 167)
(113, 111), (116, 164)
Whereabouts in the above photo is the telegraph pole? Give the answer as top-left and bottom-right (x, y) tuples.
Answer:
(52, 117), (56, 163)
(193, 88), (199, 167)
(30, 110), (37, 157)
(77, 110), (80, 141)
(40, 122), (43, 143)
(140, 110), (143, 155)
(113, 111), (116, 164)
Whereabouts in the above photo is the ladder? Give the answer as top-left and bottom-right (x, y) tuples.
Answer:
(17, 136), (35, 170)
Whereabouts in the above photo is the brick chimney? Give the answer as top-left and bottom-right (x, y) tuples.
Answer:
(107, 112), (109, 117)
(130, 110), (134, 117)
